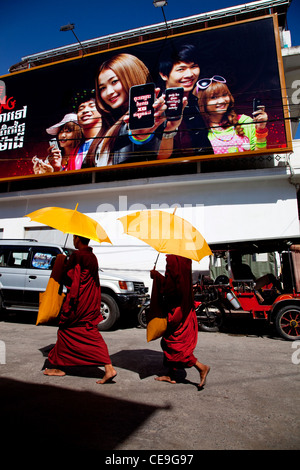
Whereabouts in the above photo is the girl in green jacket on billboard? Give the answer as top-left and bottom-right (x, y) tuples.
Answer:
(196, 76), (268, 155)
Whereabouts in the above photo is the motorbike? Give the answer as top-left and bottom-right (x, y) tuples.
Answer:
(137, 295), (150, 328)
(193, 275), (230, 332)
(137, 280), (225, 332)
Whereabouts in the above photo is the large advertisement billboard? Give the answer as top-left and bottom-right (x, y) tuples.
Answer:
(0, 15), (291, 182)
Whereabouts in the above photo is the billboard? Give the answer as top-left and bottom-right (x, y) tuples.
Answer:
(0, 15), (291, 182)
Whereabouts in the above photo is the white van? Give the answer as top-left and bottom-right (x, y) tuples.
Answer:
(0, 240), (147, 330)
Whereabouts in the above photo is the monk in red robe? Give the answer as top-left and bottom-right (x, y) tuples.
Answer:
(44, 235), (116, 384)
(150, 255), (210, 389)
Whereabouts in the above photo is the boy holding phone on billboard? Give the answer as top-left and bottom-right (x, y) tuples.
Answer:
(157, 44), (213, 160)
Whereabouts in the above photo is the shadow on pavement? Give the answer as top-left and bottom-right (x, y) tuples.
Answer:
(109, 349), (201, 389)
(0, 377), (169, 452)
(110, 349), (164, 379)
(219, 315), (278, 339)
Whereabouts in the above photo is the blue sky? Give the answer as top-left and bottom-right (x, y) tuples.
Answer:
(1, 0), (299, 77)
(1, 0), (299, 141)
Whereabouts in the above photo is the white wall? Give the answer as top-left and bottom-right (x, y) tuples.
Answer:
(0, 166), (299, 290)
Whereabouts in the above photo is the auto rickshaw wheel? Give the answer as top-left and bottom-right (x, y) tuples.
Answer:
(275, 305), (300, 341)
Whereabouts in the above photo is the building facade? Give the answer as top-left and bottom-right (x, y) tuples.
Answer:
(0, 0), (299, 289)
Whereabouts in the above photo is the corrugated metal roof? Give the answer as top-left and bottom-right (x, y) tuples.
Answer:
(9, 0), (291, 72)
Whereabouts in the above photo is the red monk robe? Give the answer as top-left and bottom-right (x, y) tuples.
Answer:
(48, 246), (111, 367)
(151, 255), (198, 369)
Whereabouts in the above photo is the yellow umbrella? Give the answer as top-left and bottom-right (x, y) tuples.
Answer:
(118, 209), (211, 263)
(25, 204), (112, 245)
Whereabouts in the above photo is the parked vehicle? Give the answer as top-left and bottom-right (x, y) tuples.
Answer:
(137, 295), (150, 329)
(194, 238), (300, 340)
(98, 270), (148, 330)
(0, 239), (148, 330)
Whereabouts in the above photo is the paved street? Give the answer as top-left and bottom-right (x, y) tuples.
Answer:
(0, 314), (299, 454)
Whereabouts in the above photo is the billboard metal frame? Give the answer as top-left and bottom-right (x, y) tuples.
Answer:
(0, 14), (292, 184)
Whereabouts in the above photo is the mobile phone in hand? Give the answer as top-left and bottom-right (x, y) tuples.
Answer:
(253, 98), (262, 113)
(49, 138), (59, 149)
(165, 87), (184, 121)
(129, 83), (155, 130)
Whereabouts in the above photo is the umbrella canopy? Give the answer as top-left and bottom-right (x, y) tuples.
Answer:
(25, 204), (112, 245)
(118, 209), (211, 262)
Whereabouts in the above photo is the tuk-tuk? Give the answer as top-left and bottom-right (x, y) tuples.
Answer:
(194, 238), (300, 340)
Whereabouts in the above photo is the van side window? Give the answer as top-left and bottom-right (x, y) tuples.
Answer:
(0, 247), (29, 267)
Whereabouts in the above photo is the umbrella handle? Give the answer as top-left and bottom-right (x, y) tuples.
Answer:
(154, 252), (160, 268)
(63, 233), (69, 249)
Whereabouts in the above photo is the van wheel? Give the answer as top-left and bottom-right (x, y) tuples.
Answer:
(98, 293), (120, 331)
(275, 305), (300, 341)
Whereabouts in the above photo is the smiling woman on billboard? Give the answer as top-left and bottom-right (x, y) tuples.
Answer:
(83, 53), (165, 168)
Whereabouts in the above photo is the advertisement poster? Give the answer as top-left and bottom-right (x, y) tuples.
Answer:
(0, 15), (291, 181)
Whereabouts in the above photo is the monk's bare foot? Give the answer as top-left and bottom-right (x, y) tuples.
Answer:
(43, 368), (65, 376)
(96, 365), (117, 384)
(155, 376), (176, 384)
(96, 373), (117, 384)
(198, 365), (210, 389)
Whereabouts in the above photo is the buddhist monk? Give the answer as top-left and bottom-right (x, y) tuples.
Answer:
(44, 235), (116, 384)
(150, 255), (210, 389)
